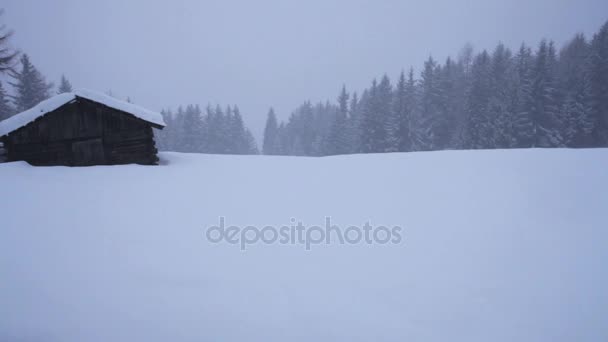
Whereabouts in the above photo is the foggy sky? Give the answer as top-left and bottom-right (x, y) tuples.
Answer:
(2, 0), (607, 138)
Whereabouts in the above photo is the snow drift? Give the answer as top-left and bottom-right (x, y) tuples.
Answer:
(1, 149), (607, 342)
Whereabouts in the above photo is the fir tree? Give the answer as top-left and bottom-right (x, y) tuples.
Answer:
(0, 10), (18, 74)
(489, 43), (517, 148)
(588, 20), (608, 145)
(347, 91), (361, 153)
(512, 44), (535, 148)
(436, 57), (466, 149)
(359, 79), (379, 153)
(263, 108), (280, 155)
(326, 85), (351, 155)
(57, 74), (73, 94)
(390, 69), (414, 152)
(558, 34), (594, 147)
(10, 54), (53, 112)
(360, 76), (392, 153)
(465, 51), (493, 149)
(0, 81), (13, 121)
(529, 40), (562, 147)
(155, 109), (174, 151)
(230, 106), (256, 154)
(416, 57), (443, 150)
(179, 105), (203, 153)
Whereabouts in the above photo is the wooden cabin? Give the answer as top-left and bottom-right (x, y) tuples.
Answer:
(0, 89), (166, 166)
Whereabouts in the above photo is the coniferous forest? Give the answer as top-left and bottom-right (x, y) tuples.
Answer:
(2, 14), (608, 157)
(263, 21), (608, 156)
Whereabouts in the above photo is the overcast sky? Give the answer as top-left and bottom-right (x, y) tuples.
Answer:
(2, 0), (607, 138)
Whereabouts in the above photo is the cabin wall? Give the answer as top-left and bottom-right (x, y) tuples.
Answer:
(5, 99), (160, 166)
(0, 140), (6, 163)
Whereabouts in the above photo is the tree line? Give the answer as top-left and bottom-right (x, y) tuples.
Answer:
(263, 20), (608, 156)
(2, 10), (608, 157)
(155, 105), (258, 154)
(0, 10), (259, 155)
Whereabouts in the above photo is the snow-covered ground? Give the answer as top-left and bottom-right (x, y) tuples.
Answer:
(1, 149), (607, 342)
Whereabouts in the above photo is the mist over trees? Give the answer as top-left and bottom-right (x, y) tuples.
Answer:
(263, 20), (608, 155)
(0, 81), (11, 121)
(155, 104), (258, 155)
(57, 75), (73, 94)
(0, 12), (69, 119)
(1, 9), (607, 157)
(0, 10), (17, 74)
(9, 54), (53, 112)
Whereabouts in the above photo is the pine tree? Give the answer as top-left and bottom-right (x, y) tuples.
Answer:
(263, 108), (280, 155)
(512, 44), (535, 148)
(376, 75), (393, 152)
(416, 57), (443, 150)
(0, 81), (13, 121)
(276, 122), (287, 155)
(588, 20), (608, 145)
(558, 34), (594, 147)
(360, 76), (392, 153)
(452, 44), (475, 149)
(529, 40), (562, 147)
(10, 54), (53, 112)
(347, 91), (361, 153)
(0, 10), (18, 74)
(390, 70), (414, 152)
(179, 105), (203, 153)
(155, 109), (174, 151)
(436, 57), (466, 149)
(213, 105), (231, 154)
(488, 43), (517, 149)
(230, 106), (254, 154)
(359, 79), (379, 153)
(57, 74), (73, 94)
(465, 51), (493, 149)
(299, 102), (317, 156)
(325, 85), (351, 155)
(243, 128), (259, 155)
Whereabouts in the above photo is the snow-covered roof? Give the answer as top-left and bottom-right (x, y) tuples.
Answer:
(0, 89), (165, 137)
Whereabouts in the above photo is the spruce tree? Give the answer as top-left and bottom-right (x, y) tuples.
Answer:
(465, 51), (493, 149)
(436, 57), (465, 149)
(391, 70), (413, 152)
(347, 91), (361, 153)
(0, 10), (17, 74)
(243, 128), (259, 155)
(489, 43), (516, 148)
(179, 105), (203, 153)
(230, 106), (252, 154)
(512, 44), (535, 148)
(155, 109), (174, 151)
(10, 54), (53, 112)
(326, 85), (351, 155)
(530, 40), (562, 147)
(416, 57), (442, 150)
(376, 75), (393, 152)
(57, 74), (73, 94)
(359, 79), (379, 153)
(213, 105), (230, 154)
(360, 76), (392, 153)
(558, 34), (594, 147)
(263, 108), (279, 155)
(0, 81), (13, 121)
(588, 20), (608, 145)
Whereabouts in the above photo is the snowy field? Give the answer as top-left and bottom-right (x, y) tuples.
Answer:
(1, 149), (607, 342)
